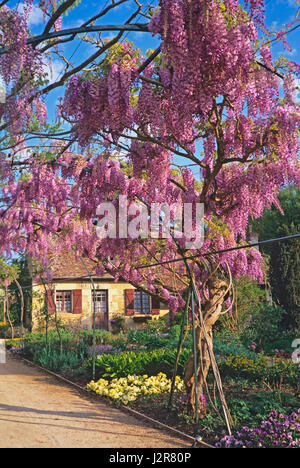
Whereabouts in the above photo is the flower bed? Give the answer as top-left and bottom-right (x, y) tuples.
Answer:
(218, 353), (300, 387)
(87, 372), (185, 405)
(216, 410), (300, 448)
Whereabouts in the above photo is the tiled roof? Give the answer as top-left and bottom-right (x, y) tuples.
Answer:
(37, 249), (187, 294)
(47, 251), (113, 280)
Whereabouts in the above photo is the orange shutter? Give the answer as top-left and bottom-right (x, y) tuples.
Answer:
(125, 289), (135, 316)
(46, 289), (55, 315)
(73, 290), (82, 314)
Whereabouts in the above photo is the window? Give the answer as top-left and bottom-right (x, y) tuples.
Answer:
(56, 290), (72, 313)
(92, 290), (108, 330)
(134, 291), (151, 315)
(93, 290), (107, 314)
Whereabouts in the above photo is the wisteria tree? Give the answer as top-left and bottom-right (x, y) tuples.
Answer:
(0, 0), (299, 418)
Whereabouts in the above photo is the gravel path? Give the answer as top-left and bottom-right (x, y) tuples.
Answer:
(0, 353), (191, 448)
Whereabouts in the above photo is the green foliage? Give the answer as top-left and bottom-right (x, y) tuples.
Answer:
(7, 255), (32, 327)
(253, 187), (300, 251)
(23, 328), (113, 353)
(23, 329), (88, 361)
(57, 0), (82, 16)
(25, 330), (89, 372)
(144, 316), (169, 334)
(218, 353), (300, 388)
(33, 346), (81, 372)
(77, 329), (113, 346)
(22, 328), (119, 373)
(213, 338), (253, 358)
(240, 304), (288, 353)
(125, 327), (192, 351)
(0, 322), (8, 338)
(215, 275), (272, 344)
(227, 392), (299, 428)
(269, 223), (300, 328)
(195, 391), (298, 434)
(234, 275), (268, 320)
(0, 258), (19, 282)
(252, 186), (300, 328)
(216, 275), (298, 354)
(83, 348), (191, 380)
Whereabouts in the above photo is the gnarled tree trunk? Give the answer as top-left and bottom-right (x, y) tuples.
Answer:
(184, 274), (230, 418)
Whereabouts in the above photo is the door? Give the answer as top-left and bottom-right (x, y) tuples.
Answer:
(92, 290), (108, 330)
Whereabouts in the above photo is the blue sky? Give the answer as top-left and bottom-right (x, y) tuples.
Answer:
(265, 0), (300, 60)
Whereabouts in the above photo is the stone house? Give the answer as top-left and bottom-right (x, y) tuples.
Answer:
(31, 251), (169, 332)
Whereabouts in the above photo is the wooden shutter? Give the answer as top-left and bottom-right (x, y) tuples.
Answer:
(72, 289), (82, 314)
(46, 289), (55, 315)
(125, 289), (135, 316)
(151, 296), (160, 315)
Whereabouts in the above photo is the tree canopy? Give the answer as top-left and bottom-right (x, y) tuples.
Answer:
(0, 0), (299, 306)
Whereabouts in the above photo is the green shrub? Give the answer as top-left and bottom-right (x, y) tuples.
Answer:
(125, 328), (192, 351)
(77, 329), (113, 346)
(218, 353), (300, 388)
(83, 348), (191, 380)
(33, 346), (80, 372)
(144, 316), (169, 334)
(110, 336), (128, 351)
(240, 304), (289, 354)
(23, 329), (75, 358)
(23, 329), (115, 357)
(0, 322), (8, 338)
(228, 392), (299, 428)
(23, 329), (90, 371)
(213, 338), (253, 358)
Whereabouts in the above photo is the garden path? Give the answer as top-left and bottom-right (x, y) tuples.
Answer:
(0, 353), (190, 448)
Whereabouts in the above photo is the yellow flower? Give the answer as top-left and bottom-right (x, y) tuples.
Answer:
(86, 373), (185, 404)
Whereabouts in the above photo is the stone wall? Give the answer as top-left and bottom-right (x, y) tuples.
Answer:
(32, 281), (168, 332)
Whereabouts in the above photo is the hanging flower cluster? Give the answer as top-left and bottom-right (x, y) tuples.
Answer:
(0, 1), (45, 134)
(63, 42), (139, 146)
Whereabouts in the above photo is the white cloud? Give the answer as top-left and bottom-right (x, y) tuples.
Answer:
(43, 60), (65, 85)
(17, 3), (44, 27)
(288, 0), (300, 6)
(276, 0), (300, 7)
(287, 48), (298, 56)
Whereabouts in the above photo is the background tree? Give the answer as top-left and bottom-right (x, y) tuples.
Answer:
(0, 257), (22, 337)
(8, 255), (32, 329)
(253, 187), (300, 328)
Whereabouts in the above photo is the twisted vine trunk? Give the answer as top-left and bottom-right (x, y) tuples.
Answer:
(184, 275), (229, 418)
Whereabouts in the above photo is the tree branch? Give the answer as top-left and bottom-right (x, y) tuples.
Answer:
(0, 23), (149, 55)
(42, 0), (79, 35)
